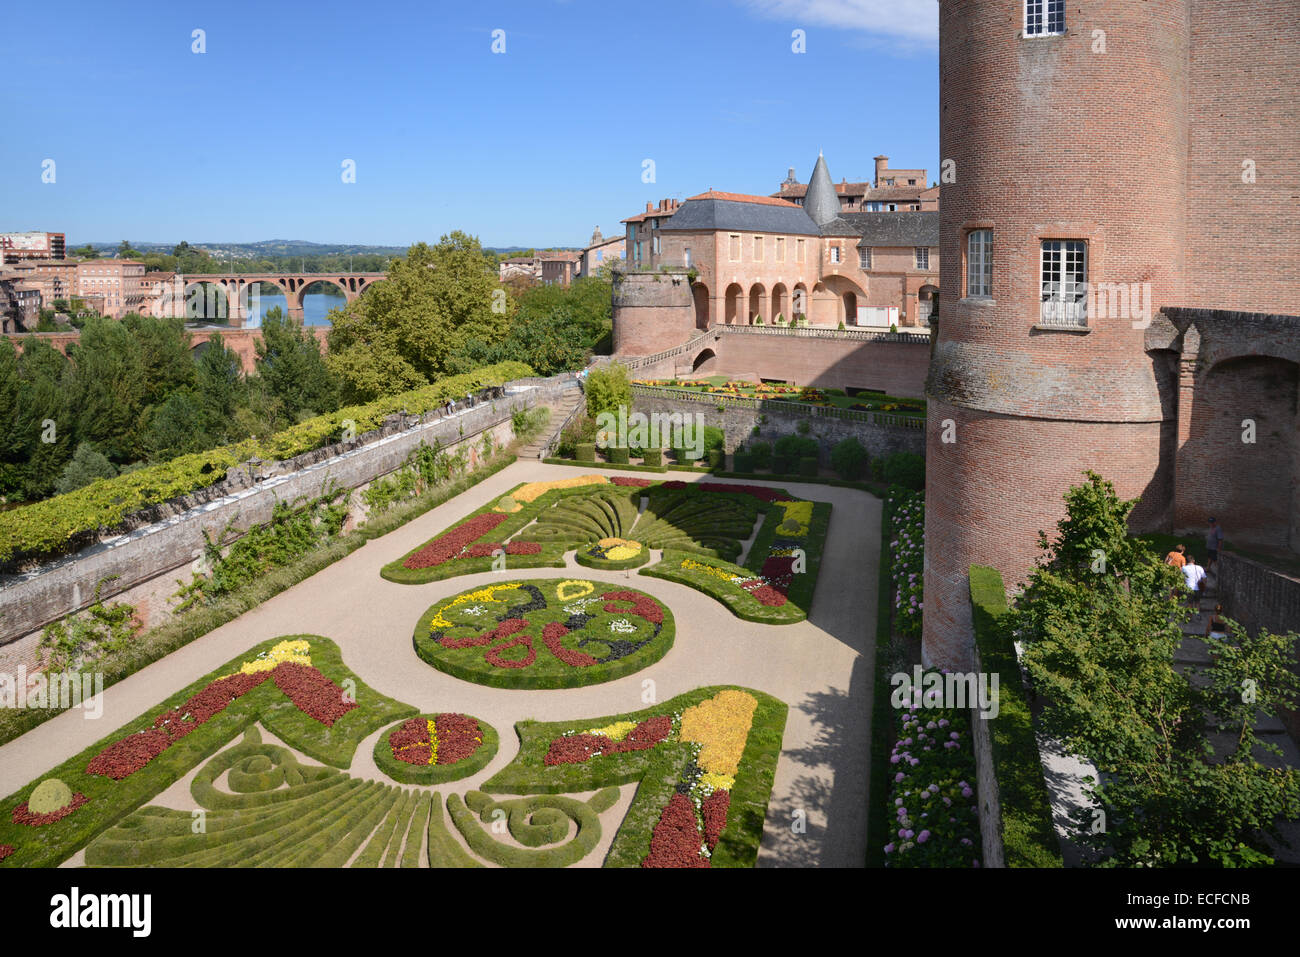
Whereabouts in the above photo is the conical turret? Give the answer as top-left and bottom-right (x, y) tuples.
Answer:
(803, 153), (840, 226)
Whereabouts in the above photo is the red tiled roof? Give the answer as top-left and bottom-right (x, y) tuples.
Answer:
(685, 191), (800, 207)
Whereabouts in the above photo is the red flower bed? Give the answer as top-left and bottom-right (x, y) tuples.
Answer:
(541, 621), (600, 667)
(0, 845), (12, 862)
(403, 513), (507, 569)
(612, 476), (652, 487)
(601, 591), (664, 625)
(434, 713), (483, 765)
(641, 793), (710, 868)
(151, 671), (271, 743)
(466, 542), (502, 558)
(389, 717), (430, 753)
(11, 792), (89, 827)
(271, 663), (358, 727)
(396, 744), (433, 765)
(505, 541), (541, 555)
(485, 634), (536, 669)
(543, 715), (672, 766)
(702, 789), (730, 850)
(440, 617), (527, 650)
(86, 728), (172, 780)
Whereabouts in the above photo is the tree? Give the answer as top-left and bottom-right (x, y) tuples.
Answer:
(194, 335), (249, 443)
(1009, 471), (1300, 866)
(62, 316), (148, 463)
(327, 235), (511, 402)
(69, 244), (99, 260)
(55, 441), (118, 495)
(13, 339), (73, 498)
(121, 314), (196, 408)
(584, 362), (631, 420)
(142, 389), (210, 460)
(254, 307), (339, 426)
(0, 339), (22, 496)
(830, 436), (868, 480)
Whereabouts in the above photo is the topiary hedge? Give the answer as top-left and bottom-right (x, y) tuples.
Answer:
(608, 446), (630, 465)
(0, 361), (533, 566)
(575, 442), (596, 463)
(641, 448), (663, 467)
(968, 565), (1063, 868)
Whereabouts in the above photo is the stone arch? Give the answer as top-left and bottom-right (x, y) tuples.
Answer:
(692, 283), (710, 329)
(748, 283), (766, 324)
(183, 281), (232, 324)
(792, 282), (809, 320)
(917, 284), (939, 326)
(724, 283), (743, 324)
(771, 283), (788, 323)
(816, 275), (866, 325)
(692, 348), (717, 373)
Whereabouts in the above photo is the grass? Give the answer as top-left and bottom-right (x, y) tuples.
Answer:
(636, 376), (927, 416)
(371, 714), (500, 785)
(2, 636), (415, 868)
(446, 790), (616, 867)
(865, 490), (901, 867)
(483, 685), (788, 868)
(641, 549), (807, 624)
(412, 579), (676, 690)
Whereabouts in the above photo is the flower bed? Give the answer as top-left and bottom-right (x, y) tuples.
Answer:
(373, 712), (499, 785)
(413, 579), (675, 689)
(11, 793), (89, 827)
(887, 488), (925, 639)
(402, 512), (509, 569)
(575, 537), (650, 571)
(883, 681), (981, 868)
(487, 686), (785, 868)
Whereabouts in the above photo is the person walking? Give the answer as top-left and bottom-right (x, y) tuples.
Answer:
(1165, 543), (1187, 568)
(1182, 555), (1207, 609)
(1204, 604), (1229, 640)
(1205, 517), (1225, 571)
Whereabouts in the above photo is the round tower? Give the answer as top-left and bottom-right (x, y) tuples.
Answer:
(924, 0), (1190, 668)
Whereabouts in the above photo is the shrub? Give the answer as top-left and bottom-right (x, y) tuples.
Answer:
(749, 441), (772, 470)
(877, 451), (925, 490)
(797, 420), (811, 436)
(707, 449), (725, 469)
(733, 452), (754, 473)
(641, 448), (663, 467)
(608, 446), (630, 465)
(774, 434), (818, 461)
(584, 363), (632, 420)
(703, 426), (725, 451)
(830, 436), (869, 480)
(798, 456), (818, 477)
(28, 778), (73, 815)
(575, 443), (596, 463)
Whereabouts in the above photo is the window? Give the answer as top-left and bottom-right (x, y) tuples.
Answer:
(775, 237), (785, 262)
(915, 247), (930, 270)
(729, 234), (741, 262)
(753, 235), (763, 262)
(830, 245), (841, 264)
(1024, 0), (1065, 36)
(635, 241), (642, 262)
(796, 238), (806, 263)
(683, 247), (692, 267)
(859, 247), (872, 270)
(652, 235), (661, 255)
(967, 230), (993, 298)
(908, 178), (917, 185)
(1040, 240), (1088, 326)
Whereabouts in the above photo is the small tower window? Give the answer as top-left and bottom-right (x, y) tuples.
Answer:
(1040, 240), (1088, 327)
(967, 230), (993, 298)
(1025, 0), (1065, 37)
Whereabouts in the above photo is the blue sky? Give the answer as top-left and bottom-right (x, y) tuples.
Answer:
(0, 0), (937, 249)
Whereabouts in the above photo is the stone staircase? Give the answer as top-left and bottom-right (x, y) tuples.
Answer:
(1173, 566), (1300, 862)
(516, 390), (583, 460)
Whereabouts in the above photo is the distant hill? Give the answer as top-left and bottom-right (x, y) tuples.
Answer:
(80, 241), (554, 259)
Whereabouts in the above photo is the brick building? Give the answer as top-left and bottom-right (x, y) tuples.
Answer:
(922, 0), (1300, 669)
(614, 154), (939, 356)
(498, 250), (582, 285)
(0, 231), (65, 263)
(73, 259), (146, 318)
(773, 156), (939, 212)
(0, 267), (41, 332)
(575, 227), (625, 279)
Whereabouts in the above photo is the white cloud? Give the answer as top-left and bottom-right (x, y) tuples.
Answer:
(737, 0), (938, 45)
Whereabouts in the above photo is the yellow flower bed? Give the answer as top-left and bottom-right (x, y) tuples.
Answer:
(557, 579), (595, 601)
(679, 689), (758, 779)
(597, 537), (643, 561)
(680, 557), (745, 584)
(775, 500), (812, 537)
(429, 582), (522, 630)
(238, 639), (312, 675)
(583, 720), (640, 742)
(508, 474), (609, 505)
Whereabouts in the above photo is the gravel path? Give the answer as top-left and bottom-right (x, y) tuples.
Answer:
(0, 461), (880, 867)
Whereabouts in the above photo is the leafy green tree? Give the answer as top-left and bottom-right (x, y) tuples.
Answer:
(830, 436), (868, 479)
(13, 340), (73, 498)
(1010, 471), (1300, 866)
(69, 244), (99, 260)
(583, 362), (631, 420)
(327, 235), (511, 402)
(0, 339), (22, 496)
(121, 314), (196, 408)
(55, 441), (118, 494)
(194, 334), (249, 443)
(253, 307), (339, 426)
(62, 317), (148, 462)
(142, 389), (210, 460)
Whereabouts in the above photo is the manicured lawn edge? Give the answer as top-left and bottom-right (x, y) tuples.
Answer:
(447, 790), (615, 867)
(483, 685), (787, 868)
(969, 564), (1063, 868)
(0, 635), (416, 869)
(371, 714), (500, 785)
(411, 580), (676, 690)
(0, 453), (517, 749)
(543, 457), (669, 473)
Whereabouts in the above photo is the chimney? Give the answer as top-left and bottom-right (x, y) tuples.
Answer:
(646, 201), (653, 213)
(874, 155), (889, 187)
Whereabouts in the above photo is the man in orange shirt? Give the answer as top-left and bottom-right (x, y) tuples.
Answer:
(1165, 544), (1187, 568)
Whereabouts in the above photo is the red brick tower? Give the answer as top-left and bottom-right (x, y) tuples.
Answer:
(923, 0), (1193, 668)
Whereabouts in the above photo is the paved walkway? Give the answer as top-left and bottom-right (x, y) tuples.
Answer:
(0, 461), (881, 868)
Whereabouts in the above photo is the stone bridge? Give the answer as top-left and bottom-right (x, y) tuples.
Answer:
(163, 272), (386, 323)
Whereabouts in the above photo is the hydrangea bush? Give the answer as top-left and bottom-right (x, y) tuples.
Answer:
(884, 682), (981, 868)
(887, 487), (925, 639)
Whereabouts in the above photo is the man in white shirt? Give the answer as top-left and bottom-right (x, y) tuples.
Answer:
(1182, 556), (1207, 608)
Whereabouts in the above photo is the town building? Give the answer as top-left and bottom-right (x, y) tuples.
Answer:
(575, 227), (625, 279)
(923, 0), (1300, 671)
(0, 231), (66, 263)
(497, 250), (582, 285)
(772, 156), (938, 213)
(73, 259), (145, 318)
(0, 267), (42, 332)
